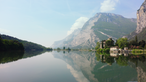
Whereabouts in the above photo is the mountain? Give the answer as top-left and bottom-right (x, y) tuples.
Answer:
(52, 28), (81, 48)
(53, 13), (137, 49)
(1, 34), (46, 51)
(126, 0), (146, 41)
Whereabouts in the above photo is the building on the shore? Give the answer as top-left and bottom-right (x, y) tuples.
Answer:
(124, 47), (128, 50)
(110, 46), (119, 53)
(110, 46), (119, 51)
(100, 38), (114, 49)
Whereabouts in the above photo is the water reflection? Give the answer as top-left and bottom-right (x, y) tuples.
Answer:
(22, 50), (47, 58)
(0, 50), (48, 64)
(0, 51), (24, 64)
(52, 51), (144, 82)
(0, 50), (146, 82)
(97, 52), (146, 82)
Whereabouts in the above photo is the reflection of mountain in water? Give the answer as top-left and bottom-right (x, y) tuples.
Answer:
(137, 60), (146, 82)
(52, 51), (138, 82)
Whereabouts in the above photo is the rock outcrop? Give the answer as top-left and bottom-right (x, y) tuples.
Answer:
(126, 0), (146, 41)
(136, 0), (146, 33)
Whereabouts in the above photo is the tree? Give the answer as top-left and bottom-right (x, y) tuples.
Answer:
(95, 42), (100, 50)
(105, 40), (114, 48)
(139, 40), (145, 48)
(57, 48), (61, 50)
(115, 40), (118, 46)
(63, 47), (65, 50)
(135, 35), (138, 44)
(116, 56), (128, 66)
(67, 47), (71, 51)
(116, 38), (129, 49)
(129, 40), (137, 46)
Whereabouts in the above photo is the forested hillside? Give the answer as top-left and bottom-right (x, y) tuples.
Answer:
(0, 36), (24, 51)
(1, 34), (46, 51)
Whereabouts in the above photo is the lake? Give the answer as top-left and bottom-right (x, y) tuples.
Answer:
(0, 51), (145, 82)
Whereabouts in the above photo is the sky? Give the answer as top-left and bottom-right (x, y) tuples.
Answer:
(0, 0), (144, 47)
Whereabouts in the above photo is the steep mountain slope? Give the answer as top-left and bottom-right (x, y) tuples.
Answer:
(52, 28), (81, 48)
(53, 13), (137, 49)
(70, 13), (137, 49)
(127, 0), (146, 41)
(1, 34), (46, 51)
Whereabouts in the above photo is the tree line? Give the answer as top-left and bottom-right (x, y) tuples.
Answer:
(95, 36), (146, 51)
(115, 36), (146, 49)
(0, 36), (24, 51)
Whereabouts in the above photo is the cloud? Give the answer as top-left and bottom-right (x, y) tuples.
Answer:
(67, 17), (88, 35)
(100, 0), (119, 12)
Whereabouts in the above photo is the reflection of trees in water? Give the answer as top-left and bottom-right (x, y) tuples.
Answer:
(0, 50), (48, 64)
(96, 52), (114, 65)
(94, 52), (137, 82)
(96, 52), (146, 67)
(0, 51), (24, 64)
(96, 52), (146, 82)
(53, 51), (138, 82)
(116, 56), (129, 66)
(22, 50), (46, 58)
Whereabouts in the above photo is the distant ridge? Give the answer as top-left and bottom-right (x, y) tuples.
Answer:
(1, 34), (46, 51)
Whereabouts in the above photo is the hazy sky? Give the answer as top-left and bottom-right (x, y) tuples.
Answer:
(0, 0), (144, 47)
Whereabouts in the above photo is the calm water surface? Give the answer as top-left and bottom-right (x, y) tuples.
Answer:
(0, 51), (145, 82)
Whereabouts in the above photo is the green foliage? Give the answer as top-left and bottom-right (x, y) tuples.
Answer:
(0, 51), (24, 64)
(67, 47), (71, 51)
(135, 36), (138, 43)
(95, 42), (100, 50)
(63, 47), (65, 50)
(129, 27), (146, 42)
(129, 40), (137, 46)
(1, 34), (46, 51)
(132, 49), (143, 54)
(116, 56), (128, 66)
(116, 38), (129, 49)
(57, 48), (60, 50)
(105, 40), (114, 48)
(139, 40), (145, 48)
(46, 47), (53, 51)
(92, 16), (137, 40)
(145, 45), (146, 49)
(95, 53), (100, 61)
(97, 48), (110, 53)
(0, 36), (24, 51)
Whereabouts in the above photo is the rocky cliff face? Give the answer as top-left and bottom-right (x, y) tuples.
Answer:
(69, 13), (136, 48)
(136, 0), (146, 33)
(69, 14), (101, 48)
(52, 13), (137, 49)
(126, 0), (146, 41)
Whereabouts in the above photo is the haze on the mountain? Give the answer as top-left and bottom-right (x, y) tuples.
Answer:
(52, 13), (137, 49)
